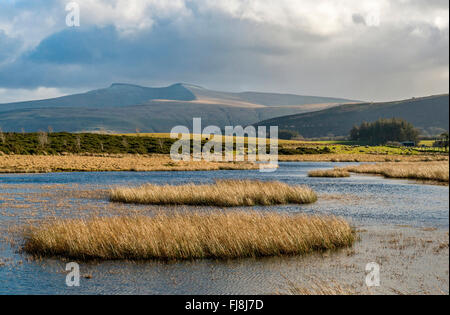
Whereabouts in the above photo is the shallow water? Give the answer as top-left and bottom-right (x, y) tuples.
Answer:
(0, 162), (448, 294)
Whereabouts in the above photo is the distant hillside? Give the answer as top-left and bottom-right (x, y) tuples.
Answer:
(0, 83), (356, 133)
(183, 84), (356, 107)
(256, 95), (449, 138)
(0, 83), (196, 112)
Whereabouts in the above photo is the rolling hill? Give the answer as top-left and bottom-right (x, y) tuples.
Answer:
(256, 94), (449, 138)
(0, 83), (356, 133)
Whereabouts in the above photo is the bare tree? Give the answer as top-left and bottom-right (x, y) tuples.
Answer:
(158, 138), (164, 151)
(38, 131), (49, 148)
(75, 135), (81, 152)
(122, 137), (129, 148)
(0, 127), (5, 145)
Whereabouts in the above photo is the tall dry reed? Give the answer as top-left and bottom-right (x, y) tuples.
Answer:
(110, 180), (318, 206)
(0, 154), (258, 173)
(282, 280), (359, 295)
(308, 169), (351, 178)
(23, 212), (355, 261)
(342, 162), (449, 183)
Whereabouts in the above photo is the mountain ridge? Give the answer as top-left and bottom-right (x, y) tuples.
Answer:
(0, 83), (358, 109)
(0, 83), (358, 133)
(256, 94), (450, 138)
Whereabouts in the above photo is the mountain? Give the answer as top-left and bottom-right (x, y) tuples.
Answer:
(0, 83), (356, 133)
(0, 83), (196, 112)
(256, 94), (449, 138)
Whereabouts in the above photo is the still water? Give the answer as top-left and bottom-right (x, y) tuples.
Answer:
(0, 162), (448, 294)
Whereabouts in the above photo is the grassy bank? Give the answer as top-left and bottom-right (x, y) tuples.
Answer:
(341, 162), (449, 184)
(110, 180), (318, 206)
(0, 154), (258, 173)
(308, 169), (351, 178)
(1, 153), (445, 174)
(23, 212), (355, 261)
(278, 154), (448, 163)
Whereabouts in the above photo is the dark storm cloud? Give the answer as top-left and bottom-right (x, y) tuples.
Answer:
(352, 14), (366, 26)
(0, 0), (448, 101)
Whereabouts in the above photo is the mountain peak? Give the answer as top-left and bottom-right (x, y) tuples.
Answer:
(109, 83), (144, 89)
(171, 83), (204, 90)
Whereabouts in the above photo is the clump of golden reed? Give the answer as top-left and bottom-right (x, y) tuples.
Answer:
(282, 280), (359, 295)
(110, 180), (318, 206)
(23, 212), (355, 261)
(342, 161), (449, 184)
(308, 169), (351, 178)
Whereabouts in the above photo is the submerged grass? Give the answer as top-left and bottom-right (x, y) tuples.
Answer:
(342, 161), (449, 184)
(308, 169), (351, 178)
(23, 212), (355, 261)
(109, 180), (318, 206)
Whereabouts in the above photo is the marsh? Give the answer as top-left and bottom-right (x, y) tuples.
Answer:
(0, 162), (448, 294)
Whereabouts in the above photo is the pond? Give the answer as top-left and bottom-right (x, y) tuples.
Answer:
(0, 162), (448, 294)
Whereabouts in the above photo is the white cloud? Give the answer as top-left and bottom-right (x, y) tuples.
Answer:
(1, 0), (447, 43)
(73, 0), (191, 34)
(0, 0), (448, 101)
(0, 87), (78, 103)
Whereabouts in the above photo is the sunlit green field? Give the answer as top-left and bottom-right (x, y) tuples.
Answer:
(419, 140), (437, 147)
(119, 133), (446, 155)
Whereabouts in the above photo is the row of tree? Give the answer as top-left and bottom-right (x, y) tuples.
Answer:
(349, 118), (420, 145)
(434, 132), (449, 151)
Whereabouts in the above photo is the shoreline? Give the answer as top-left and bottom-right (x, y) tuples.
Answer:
(1, 153), (447, 174)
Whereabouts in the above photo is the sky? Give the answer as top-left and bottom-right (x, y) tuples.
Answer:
(0, 0), (448, 103)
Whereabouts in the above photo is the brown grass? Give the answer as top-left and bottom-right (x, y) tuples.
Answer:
(110, 180), (318, 206)
(1, 154), (447, 173)
(0, 154), (258, 173)
(282, 280), (359, 295)
(23, 212), (355, 261)
(308, 169), (351, 178)
(278, 154), (448, 163)
(341, 161), (449, 184)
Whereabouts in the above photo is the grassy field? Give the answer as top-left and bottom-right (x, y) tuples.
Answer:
(341, 161), (449, 184)
(1, 150), (446, 174)
(280, 143), (446, 155)
(23, 212), (355, 261)
(110, 180), (318, 206)
(279, 154), (448, 163)
(1, 132), (447, 173)
(0, 154), (258, 173)
(0, 132), (447, 157)
(122, 133), (431, 144)
(419, 140), (437, 147)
